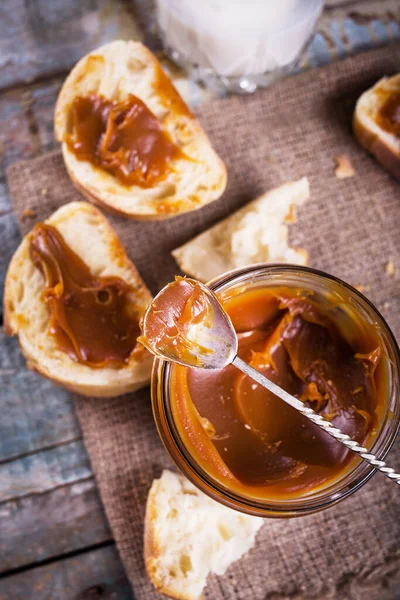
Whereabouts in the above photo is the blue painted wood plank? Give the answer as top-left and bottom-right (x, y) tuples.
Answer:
(0, 367), (81, 462)
(0, 478), (112, 573)
(343, 17), (376, 52)
(0, 545), (133, 600)
(0, 180), (11, 215)
(308, 33), (333, 67)
(388, 21), (400, 38)
(0, 212), (20, 311)
(0, 440), (92, 502)
(30, 79), (62, 154)
(370, 19), (392, 42)
(328, 20), (348, 58)
(0, 0), (142, 91)
(0, 91), (37, 176)
(0, 330), (26, 370)
(0, 80), (63, 184)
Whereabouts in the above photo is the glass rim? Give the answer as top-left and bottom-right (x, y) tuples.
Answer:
(151, 263), (400, 517)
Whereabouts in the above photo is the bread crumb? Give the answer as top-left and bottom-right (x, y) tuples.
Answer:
(385, 260), (395, 276)
(383, 302), (391, 311)
(22, 208), (36, 219)
(334, 155), (355, 179)
(41, 188), (48, 196)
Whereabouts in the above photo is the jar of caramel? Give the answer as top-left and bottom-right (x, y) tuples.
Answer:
(151, 265), (400, 516)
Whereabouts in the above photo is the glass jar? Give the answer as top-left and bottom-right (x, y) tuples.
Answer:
(156, 0), (324, 94)
(151, 265), (400, 517)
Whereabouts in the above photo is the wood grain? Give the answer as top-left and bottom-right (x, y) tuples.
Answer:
(0, 478), (112, 573)
(0, 544), (133, 600)
(0, 330), (26, 370)
(0, 91), (38, 173)
(0, 368), (80, 462)
(0, 332), (82, 462)
(304, 0), (400, 69)
(0, 331), (112, 574)
(0, 0), (142, 91)
(0, 213), (20, 309)
(0, 440), (92, 503)
(0, 181), (10, 215)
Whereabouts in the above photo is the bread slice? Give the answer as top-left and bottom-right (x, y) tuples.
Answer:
(353, 75), (400, 180)
(144, 470), (264, 600)
(172, 177), (309, 283)
(4, 202), (153, 397)
(55, 40), (227, 219)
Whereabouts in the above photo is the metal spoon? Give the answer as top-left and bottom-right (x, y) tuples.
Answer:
(140, 277), (400, 485)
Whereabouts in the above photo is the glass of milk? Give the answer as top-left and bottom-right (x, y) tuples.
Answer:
(156, 0), (324, 93)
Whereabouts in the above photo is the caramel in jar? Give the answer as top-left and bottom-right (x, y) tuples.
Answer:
(169, 286), (385, 500)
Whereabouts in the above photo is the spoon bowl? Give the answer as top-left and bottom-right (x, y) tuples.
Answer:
(139, 277), (237, 369)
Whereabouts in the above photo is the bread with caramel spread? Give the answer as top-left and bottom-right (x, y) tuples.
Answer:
(354, 75), (400, 180)
(55, 41), (227, 219)
(144, 470), (263, 600)
(4, 202), (153, 397)
(172, 178), (309, 282)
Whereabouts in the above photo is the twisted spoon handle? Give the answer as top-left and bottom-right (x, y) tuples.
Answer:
(232, 356), (400, 485)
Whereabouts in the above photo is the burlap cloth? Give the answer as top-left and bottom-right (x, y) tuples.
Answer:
(6, 46), (400, 599)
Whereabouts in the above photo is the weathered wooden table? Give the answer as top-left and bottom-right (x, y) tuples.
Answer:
(1, 1), (400, 598)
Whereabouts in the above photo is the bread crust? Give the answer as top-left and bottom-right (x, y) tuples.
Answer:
(66, 160), (204, 222)
(353, 111), (400, 181)
(353, 75), (400, 181)
(55, 41), (227, 219)
(4, 201), (153, 397)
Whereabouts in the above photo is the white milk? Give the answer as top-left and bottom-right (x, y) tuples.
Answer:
(157, 0), (323, 78)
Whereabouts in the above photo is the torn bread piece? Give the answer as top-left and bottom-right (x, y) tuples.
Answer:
(4, 202), (153, 397)
(353, 75), (400, 180)
(145, 470), (264, 600)
(172, 177), (309, 283)
(55, 40), (227, 219)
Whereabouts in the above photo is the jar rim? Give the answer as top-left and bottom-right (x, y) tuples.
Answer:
(151, 264), (400, 517)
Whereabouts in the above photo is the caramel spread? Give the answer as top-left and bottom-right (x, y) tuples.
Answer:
(29, 223), (140, 367)
(139, 277), (221, 368)
(169, 287), (385, 500)
(376, 91), (400, 137)
(66, 93), (183, 187)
